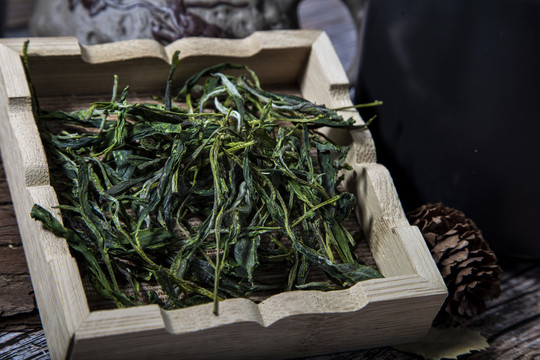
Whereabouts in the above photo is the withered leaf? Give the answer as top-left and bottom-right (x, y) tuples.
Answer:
(393, 327), (489, 360)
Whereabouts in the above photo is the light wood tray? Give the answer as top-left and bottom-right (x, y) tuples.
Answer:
(0, 30), (446, 360)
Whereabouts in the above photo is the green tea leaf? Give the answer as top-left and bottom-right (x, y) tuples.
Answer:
(30, 54), (382, 313)
(234, 236), (260, 285)
(136, 227), (175, 248)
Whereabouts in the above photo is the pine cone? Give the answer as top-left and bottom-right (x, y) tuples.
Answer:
(407, 203), (502, 327)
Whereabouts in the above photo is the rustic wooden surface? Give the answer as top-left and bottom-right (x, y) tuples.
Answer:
(0, 160), (42, 332)
(1, 1), (539, 359)
(1, 189), (538, 360)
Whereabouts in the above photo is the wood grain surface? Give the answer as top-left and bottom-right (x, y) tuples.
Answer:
(1, 243), (538, 360)
(0, 160), (41, 332)
(1, 2), (539, 359)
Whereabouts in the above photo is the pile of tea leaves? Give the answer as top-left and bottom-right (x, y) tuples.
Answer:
(30, 52), (382, 314)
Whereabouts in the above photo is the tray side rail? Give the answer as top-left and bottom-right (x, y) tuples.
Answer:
(0, 43), (90, 360)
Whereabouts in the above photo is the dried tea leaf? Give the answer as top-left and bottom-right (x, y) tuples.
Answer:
(28, 50), (383, 314)
(393, 327), (489, 360)
(234, 236), (260, 285)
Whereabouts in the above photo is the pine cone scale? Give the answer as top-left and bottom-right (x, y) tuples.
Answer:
(407, 203), (502, 326)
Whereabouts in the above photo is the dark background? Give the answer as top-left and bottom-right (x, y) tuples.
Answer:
(356, 0), (540, 259)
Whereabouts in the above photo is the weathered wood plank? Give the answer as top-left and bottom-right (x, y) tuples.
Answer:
(0, 246), (28, 275)
(0, 156), (41, 332)
(0, 205), (21, 246)
(0, 273), (34, 317)
(464, 261), (540, 359)
(0, 330), (49, 359)
(0, 312), (42, 332)
(0, 165), (13, 204)
(2, 261), (538, 359)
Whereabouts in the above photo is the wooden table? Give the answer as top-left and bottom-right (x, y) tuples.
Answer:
(1, 0), (538, 357)
(0, 154), (538, 359)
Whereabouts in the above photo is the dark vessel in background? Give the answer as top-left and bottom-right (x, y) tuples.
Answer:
(356, 0), (540, 258)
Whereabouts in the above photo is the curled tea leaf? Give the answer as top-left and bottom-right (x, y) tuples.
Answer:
(31, 54), (382, 314)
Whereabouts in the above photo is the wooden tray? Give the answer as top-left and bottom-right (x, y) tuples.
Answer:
(0, 30), (447, 360)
